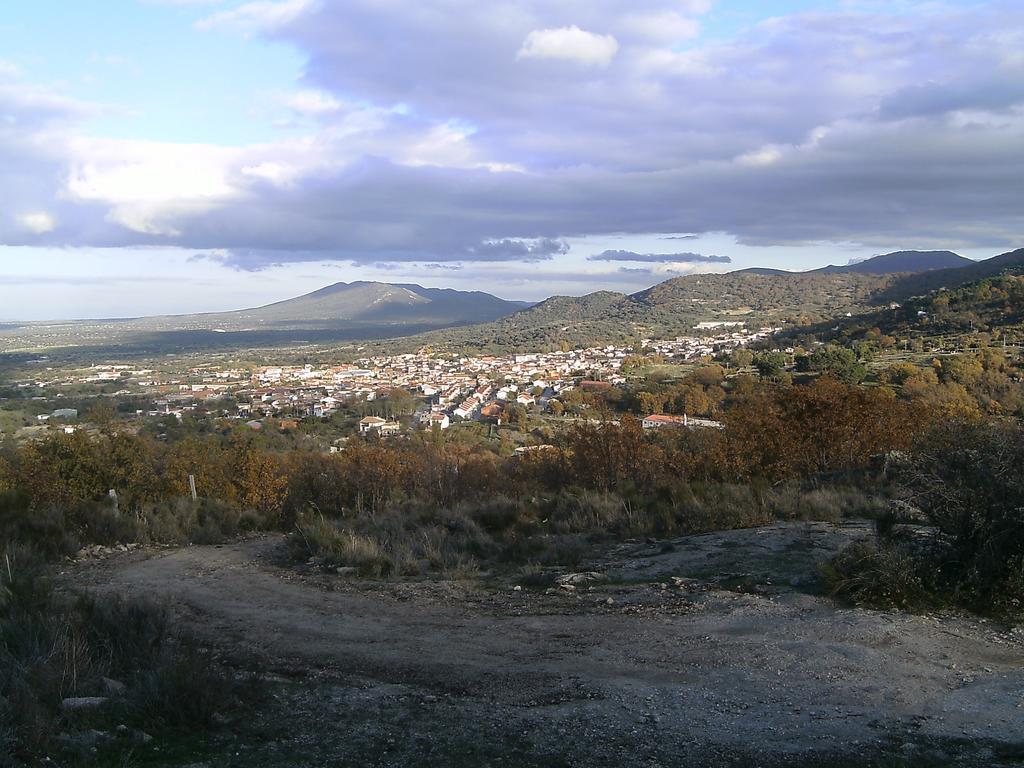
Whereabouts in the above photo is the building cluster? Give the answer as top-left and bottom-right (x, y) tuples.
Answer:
(12, 327), (774, 436)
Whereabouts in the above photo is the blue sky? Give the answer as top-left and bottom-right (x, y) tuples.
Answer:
(0, 0), (1020, 319)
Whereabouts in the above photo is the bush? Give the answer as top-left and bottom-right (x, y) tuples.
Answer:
(898, 420), (1024, 611)
(291, 511), (394, 577)
(826, 420), (1024, 616)
(822, 539), (932, 610)
(0, 543), (256, 764)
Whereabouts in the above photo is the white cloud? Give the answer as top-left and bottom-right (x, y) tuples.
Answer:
(197, 0), (316, 32)
(19, 212), (56, 234)
(283, 89), (343, 115)
(517, 26), (619, 67)
(736, 146), (783, 167)
(621, 12), (701, 44)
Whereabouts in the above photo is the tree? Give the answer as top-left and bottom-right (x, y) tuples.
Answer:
(235, 448), (288, 524)
(807, 345), (867, 385)
(722, 378), (927, 481)
(691, 364), (726, 387)
(730, 349), (755, 369)
(85, 401), (117, 427)
(754, 351), (788, 381)
(564, 416), (663, 491)
(0, 456), (13, 495)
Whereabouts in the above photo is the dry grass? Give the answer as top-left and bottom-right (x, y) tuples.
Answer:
(0, 543), (259, 765)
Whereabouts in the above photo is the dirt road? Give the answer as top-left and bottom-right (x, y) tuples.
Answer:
(67, 522), (1024, 767)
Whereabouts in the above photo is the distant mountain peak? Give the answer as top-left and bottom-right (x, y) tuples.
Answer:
(815, 250), (972, 275)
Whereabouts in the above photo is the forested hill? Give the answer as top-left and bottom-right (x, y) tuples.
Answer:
(411, 272), (895, 353)
(879, 248), (1024, 303)
(408, 248), (1023, 355)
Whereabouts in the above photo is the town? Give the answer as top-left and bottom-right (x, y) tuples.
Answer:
(6, 326), (778, 443)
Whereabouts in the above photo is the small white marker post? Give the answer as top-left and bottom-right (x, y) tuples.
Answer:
(188, 474), (197, 501)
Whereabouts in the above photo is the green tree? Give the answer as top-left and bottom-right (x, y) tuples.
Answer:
(754, 351), (788, 381)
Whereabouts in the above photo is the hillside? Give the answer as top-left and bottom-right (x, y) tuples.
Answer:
(880, 248), (1024, 302)
(403, 249), (1024, 355)
(411, 272), (895, 353)
(816, 250), (972, 275)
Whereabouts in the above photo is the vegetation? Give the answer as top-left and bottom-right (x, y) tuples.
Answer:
(0, 543), (258, 765)
(0, 378), (926, 578)
(825, 420), (1024, 615)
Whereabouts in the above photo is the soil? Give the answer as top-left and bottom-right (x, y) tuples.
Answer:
(63, 521), (1024, 767)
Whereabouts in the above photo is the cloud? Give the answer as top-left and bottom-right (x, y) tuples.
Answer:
(197, 0), (316, 32)
(462, 238), (568, 262)
(282, 89), (344, 115)
(193, 237), (570, 271)
(517, 26), (619, 67)
(18, 212), (56, 234)
(589, 250), (731, 264)
(1, 1), (1023, 271)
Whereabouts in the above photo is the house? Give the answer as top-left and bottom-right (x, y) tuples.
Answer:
(427, 412), (450, 430)
(359, 416), (387, 433)
(379, 421), (401, 436)
(514, 444), (556, 457)
(642, 414), (723, 430)
(453, 398), (478, 419)
(642, 414), (687, 429)
(480, 403), (503, 421)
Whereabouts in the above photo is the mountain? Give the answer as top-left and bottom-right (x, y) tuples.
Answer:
(407, 248), (1022, 355)
(737, 251), (973, 277)
(880, 248), (1024, 302)
(409, 271), (895, 354)
(202, 281), (527, 328)
(815, 250), (973, 275)
(0, 282), (529, 359)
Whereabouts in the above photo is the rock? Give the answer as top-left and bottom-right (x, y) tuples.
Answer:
(513, 585), (522, 592)
(57, 730), (113, 750)
(557, 572), (607, 586)
(61, 697), (110, 712)
(101, 677), (127, 697)
(335, 566), (358, 576)
(132, 730), (155, 745)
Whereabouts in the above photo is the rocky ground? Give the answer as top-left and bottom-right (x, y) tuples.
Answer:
(62, 521), (1024, 767)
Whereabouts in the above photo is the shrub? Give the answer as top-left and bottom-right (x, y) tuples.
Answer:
(899, 420), (1024, 612)
(291, 511), (393, 577)
(822, 539), (932, 610)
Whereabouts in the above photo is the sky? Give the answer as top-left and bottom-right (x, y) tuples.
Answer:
(1, 0), (1022, 319)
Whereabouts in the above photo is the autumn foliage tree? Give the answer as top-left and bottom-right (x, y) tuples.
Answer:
(718, 378), (929, 481)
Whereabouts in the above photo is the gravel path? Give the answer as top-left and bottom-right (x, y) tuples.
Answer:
(65, 523), (1024, 767)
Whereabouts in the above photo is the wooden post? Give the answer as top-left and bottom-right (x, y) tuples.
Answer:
(188, 474), (197, 501)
